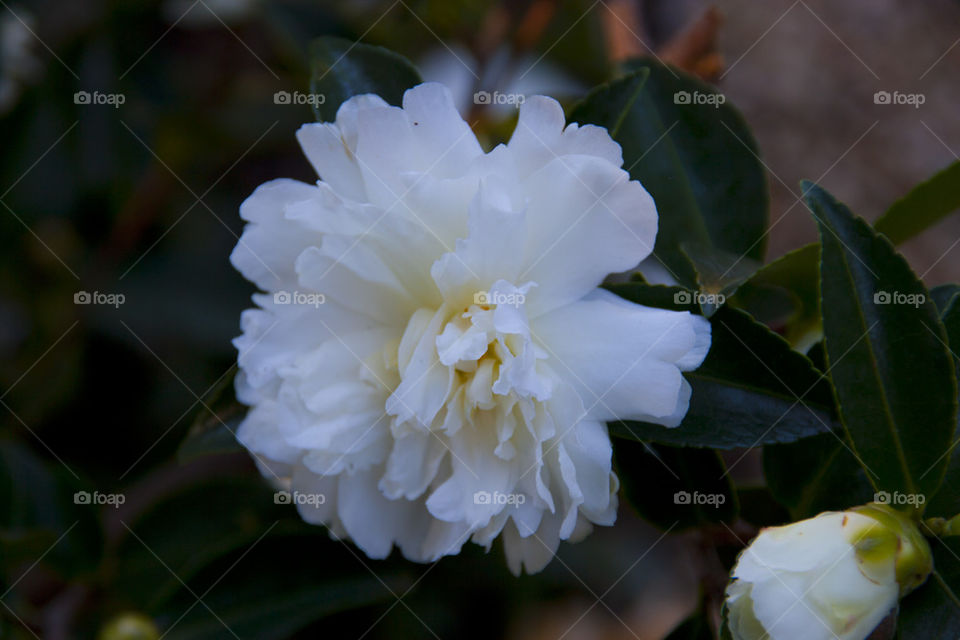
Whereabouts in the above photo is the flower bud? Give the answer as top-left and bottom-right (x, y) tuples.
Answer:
(725, 504), (933, 640)
(97, 612), (160, 640)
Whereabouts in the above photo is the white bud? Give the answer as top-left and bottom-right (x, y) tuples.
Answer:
(725, 504), (932, 640)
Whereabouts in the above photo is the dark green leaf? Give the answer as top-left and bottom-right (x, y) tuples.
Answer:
(810, 181), (957, 499)
(570, 60), (768, 288)
(897, 537), (960, 638)
(926, 296), (960, 516)
(615, 440), (737, 530)
(567, 68), (649, 139)
(932, 284), (960, 313)
(159, 534), (408, 640)
(177, 373), (244, 463)
(115, 477), (298, 610)
(682, 243), (762, 316)
(730, 243), (821, 351)
(604, 281), (699, 313)
(764, 433), (875, 519)
(0, 439), (101, 576)
(309, 36), (422, 122)
(606, 303), (838, 449)
(875, 161), (960, 245)
(736, 157), (960, 348)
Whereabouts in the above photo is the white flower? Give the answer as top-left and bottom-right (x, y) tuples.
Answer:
(726, 504), (932, 640)
(230, 82), (711, 574)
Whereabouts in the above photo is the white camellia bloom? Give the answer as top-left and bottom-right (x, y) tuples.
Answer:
(726, 504), (933, 640)
(231, 82), (711, 573)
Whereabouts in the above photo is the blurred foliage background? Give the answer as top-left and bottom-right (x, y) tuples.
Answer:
(1, 0), (959, 638)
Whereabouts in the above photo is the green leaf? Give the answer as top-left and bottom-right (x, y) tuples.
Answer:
(159, 534), (408, 640)
(875, 161), (960, 245)
(810, 181), (957, 499)
(604, 300), (838, 449)
(177, 373), (244, 463)
(603, 281), (699, 312)
(570, 60), (768, 288)
(730, 243), (821, 351)
(681, 243), (762, 316)
(764, 433), (875, 519)
(932, 284), (960, 313)
(926, 296), (960, 516)
(897, 537), (960, 638)
(567, 68), (649, 139)
(734, 162), (960, 350)
(0, 439), (101, 577)
(615, 440), (737, 530)
(309, 37), (422, 122)
(114, 477), (297, 610)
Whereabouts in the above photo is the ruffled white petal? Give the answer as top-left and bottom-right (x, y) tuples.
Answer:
(534, 288), (711, 425)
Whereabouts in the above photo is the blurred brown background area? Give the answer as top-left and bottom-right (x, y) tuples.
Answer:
(659, 0), (960, 283)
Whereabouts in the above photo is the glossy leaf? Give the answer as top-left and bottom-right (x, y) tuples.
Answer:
(810, 181), (957, 499)
(163, 563), (403, 640)
(932, 284), (960, 313)
(926, 295), (960, 516)
(682, 243), (762, 316)
(615, 440), (737, 530)
(730, 243), (821, 351)
(603, 294), (838, 449)
(571, 60), (768, 288)
(0, 439), (101, 576)
(309, 36), (422, 122)
(177, 373), (244, 463)
(115, 477), (296, 610)
(764, 433), (875, 519)
(875, 160), (960, 245)
(567, 68), (649, 139)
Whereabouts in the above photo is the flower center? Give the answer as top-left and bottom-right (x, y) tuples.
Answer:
(384, 279), (553, 443)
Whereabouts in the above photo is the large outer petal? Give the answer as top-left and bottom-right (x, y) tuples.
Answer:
(533, 288), (710, 426)
(518, 155), (658, 316)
